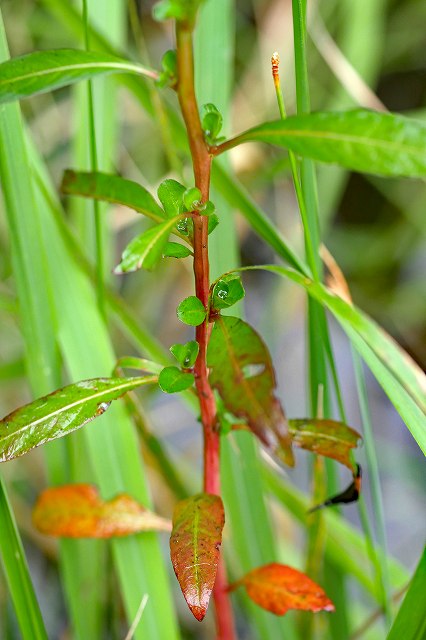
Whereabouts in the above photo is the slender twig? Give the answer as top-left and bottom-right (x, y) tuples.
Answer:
(175, 18), (236, 640)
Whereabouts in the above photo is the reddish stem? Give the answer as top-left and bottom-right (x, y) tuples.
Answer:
(176, 21), (236, 640)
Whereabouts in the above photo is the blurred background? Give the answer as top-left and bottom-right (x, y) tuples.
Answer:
(0, 0), (425, 638)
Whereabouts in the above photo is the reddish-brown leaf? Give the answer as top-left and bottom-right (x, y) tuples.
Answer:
(33, 484), (171, 538)
(207, 316), (294, 466)
(288, 418), (361, 470)
(229, 563), (335, 616)
(170, 493), (225, 621)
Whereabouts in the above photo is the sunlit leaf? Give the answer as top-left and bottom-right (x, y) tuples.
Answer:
(229, 563), (335, 616)
(288, 418), (361, 470)
(176, 296), (206, 326)
(61, 170), (165, 221)
(0, 49), (157, 103)
(158, 366), (195, 393)
(0, 376), (155, 461)
(216, 110), (426, 177)
(33, 484), (171, 538)
(114, 217), (182, 273)
(170, 493), (224, 621)
(207, 316), (294, 466)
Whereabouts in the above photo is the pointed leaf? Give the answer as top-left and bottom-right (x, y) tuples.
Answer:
(288, 419), (361, 470)
(0, 376), (155, 461)
(170, 493), (225, 621)
(229, 563), (334, 616)
(157, 179), (186, 218)
(114, 217), (182, 273)
(217, 110), (426, 177)
(158, 367), (195, 393)
(176, 296), (206, 326)
(0, 49), (157, 103)
(207, 316), (294, 466)
(33, 484), (171, 538)
(61, 170), (165, 221)
(163, 242), (193, 258)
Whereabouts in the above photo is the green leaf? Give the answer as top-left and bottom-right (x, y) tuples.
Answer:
(0, 49), (157, 104)
(182, 187), (202, 211)
(207, 213), (219, 234)
(157, 179), (186, 218)
(176, 296), (206, 326)
(288, 419), (361, 470)
(114, 217), (181, 273)
(158, 366), (195, 393)
(0, 377), (156, 461)
(170, 341), (199, 368)
(211, 274), (245, 310)
(157, 49), (177, 88)
(207, 316), (294, 466)
(61, 170), (165, 221)
(387, 547), (426, 640)
(201, 103), (224, 145)
(163, 241), (193, 259)
(170, 493), (224, 621)
(218, 110), (426, 178)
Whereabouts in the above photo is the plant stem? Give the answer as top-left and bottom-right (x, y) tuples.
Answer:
(175, 20), (236, 639)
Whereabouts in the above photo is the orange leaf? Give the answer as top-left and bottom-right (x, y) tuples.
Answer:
(170, 493), (225, 621)
(229, 563), (334, 616)
(33, 484), (171, 538)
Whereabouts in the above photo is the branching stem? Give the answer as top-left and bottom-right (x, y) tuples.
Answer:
(175, 20), (236, 640)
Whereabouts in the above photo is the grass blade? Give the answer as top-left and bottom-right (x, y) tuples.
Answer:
(386, 547), (426, 640)
(0, 475), (47, 640)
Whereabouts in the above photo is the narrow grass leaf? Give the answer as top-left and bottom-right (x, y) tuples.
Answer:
(0, 49), (157, 103)
(216, 110), (426, 177)
(0, 376), (156, 461)
(387, 547), (426, 640)
(0, 475), (48, 640)
(61, 170), (165, 221)
(170, 493), (225, 621)
(33, 484), (171, 537)
(229, 563), (334, 616)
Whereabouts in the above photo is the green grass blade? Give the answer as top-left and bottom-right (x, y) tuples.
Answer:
(386, 547), (426, 640)
(352, 349), (393, 626)
(0, 475), (48, 640)
(29, 143), (180, 640)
